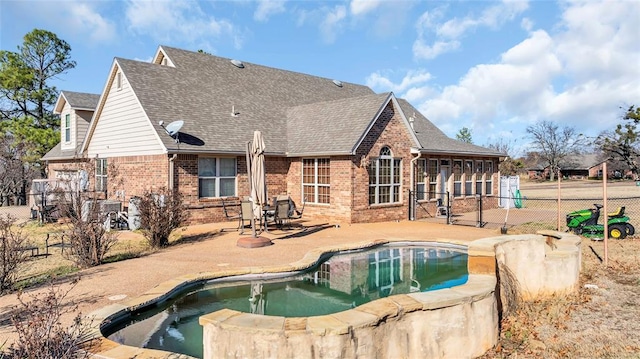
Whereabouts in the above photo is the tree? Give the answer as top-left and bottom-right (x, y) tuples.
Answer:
(485, 139), (523, 176)
(0, 29), (76, 128)
(0, 29), (75, 201)
(456, 127), (473, 143)
(525, 121), (585, 181)
(595, 105), (640, 180)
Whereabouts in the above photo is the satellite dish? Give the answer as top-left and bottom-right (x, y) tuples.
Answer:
(165, 120), (184, 136)
(159, 120), (184, 143)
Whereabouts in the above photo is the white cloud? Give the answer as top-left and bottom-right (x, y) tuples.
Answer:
(350, 0), (382, 16)
(413, 1), (529, 60)
(134, 56), (153, 63)
(413, 39), (460, 60)
(403, 1), (640, 144)
(521, 17), (533, 31)
(67, 3), (116, 42)
(125, 0), (245, 49)
(254, 0), (286, 22)
(319, 5), (347, 44)
(366, 69), (432, 93)
(5, 1), (116, 44)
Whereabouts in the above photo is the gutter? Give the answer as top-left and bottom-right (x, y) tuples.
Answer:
(169, 154), (177, 190)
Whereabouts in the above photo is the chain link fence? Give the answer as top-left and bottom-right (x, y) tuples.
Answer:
(411, 181), (640, 239)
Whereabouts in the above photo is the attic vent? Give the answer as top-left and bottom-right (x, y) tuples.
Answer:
(332, 79), (343, 87)
(230, 59), (244, 68)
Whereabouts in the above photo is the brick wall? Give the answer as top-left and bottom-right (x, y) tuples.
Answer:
(351, 101), (414, 223)
(287, 156), (356, 224)
(107, 154), (169, 201)
(173, 154), (290, 225)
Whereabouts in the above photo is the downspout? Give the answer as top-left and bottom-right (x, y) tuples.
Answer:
(409, 151), (423, 221)
(169, 154), (177, 191)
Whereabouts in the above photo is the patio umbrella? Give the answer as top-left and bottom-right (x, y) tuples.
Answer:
(248, 130), (267, 236)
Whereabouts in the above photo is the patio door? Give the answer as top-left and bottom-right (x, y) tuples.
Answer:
(440, 159), (450, 202)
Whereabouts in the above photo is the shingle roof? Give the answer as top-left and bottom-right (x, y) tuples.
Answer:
(286, 93), (391, 155)
(119, 46), (375, 154)
(61, 91), (100, 110)
(105, 45), (503, 158)
(397, 99), (505, 157)
(41, 142), (82, 161)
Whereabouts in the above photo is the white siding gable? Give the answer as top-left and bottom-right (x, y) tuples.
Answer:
(87, 69), (164, 158)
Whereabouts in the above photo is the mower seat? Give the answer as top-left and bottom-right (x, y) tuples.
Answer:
(608, 206), (625, 218)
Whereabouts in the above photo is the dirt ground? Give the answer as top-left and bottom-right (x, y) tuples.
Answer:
(481, 236), (640, 359)
(477, 180), (640, 358)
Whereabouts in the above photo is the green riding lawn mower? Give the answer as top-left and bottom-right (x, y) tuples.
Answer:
(566, 204), (635, 240)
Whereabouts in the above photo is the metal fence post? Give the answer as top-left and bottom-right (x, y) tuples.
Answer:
(408, 190), (414, 221)
(446, 191), (451, 225)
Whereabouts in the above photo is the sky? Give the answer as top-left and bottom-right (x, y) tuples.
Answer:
(1, 0), (639, 156)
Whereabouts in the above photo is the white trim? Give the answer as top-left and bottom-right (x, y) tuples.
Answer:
(152, 46), (175, 67)
(301, 158), (330, 204)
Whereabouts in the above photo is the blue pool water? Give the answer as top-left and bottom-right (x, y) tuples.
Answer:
(105, 242), (468, 358)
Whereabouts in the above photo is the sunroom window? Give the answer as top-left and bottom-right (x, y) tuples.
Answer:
(485, 160), (494, 195)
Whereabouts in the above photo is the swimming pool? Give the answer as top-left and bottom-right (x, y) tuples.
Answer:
(104, 242), (467, 358)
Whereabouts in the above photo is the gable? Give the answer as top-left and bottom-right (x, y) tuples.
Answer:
(354, 98), (418, 158)
(286, 93), (392, 156)
(85, 62), (165, 158)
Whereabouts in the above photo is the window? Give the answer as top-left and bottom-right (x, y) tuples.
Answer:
(475, 160), (484, 195)
(464, 160), (473, 195)
(198, 157), (237, 198)
(367, 248), (403, 296)
(302, 158), (330, 204)
(96, 158), (107, 192)
(116, 72), (122, 90)
(369, 147), (401, 204)
(485, 160), (494, 195)
(453, 160), (462, 197)
(64, 114), (71, 142)
(428, 159), (438, 200)
(415, 159), (427, 200)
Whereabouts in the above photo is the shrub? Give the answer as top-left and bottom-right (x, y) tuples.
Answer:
(6, 279), (95, 359)
(137, 187), (188, 248)
(0, 215), (30, 293)
(58, 192), (119, 268)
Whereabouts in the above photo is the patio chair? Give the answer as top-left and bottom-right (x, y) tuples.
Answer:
(287, 197), (306, 224)
(221, 198), (241, 232)
(273, 199), (291, 229)
(239, 198), (254, 234)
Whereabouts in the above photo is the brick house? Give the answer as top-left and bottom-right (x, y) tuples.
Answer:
(42, 91), (100, 175)
(526, 154), (633, 180)
(42, 45), (504, 225)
